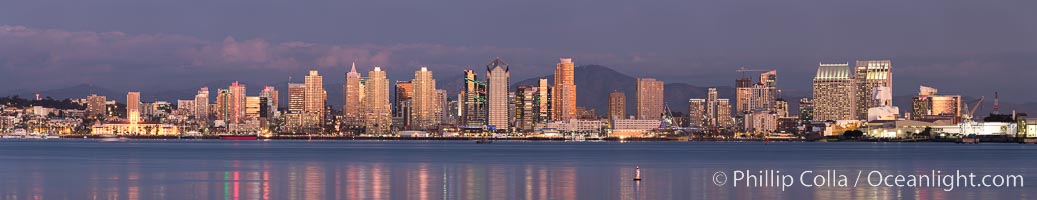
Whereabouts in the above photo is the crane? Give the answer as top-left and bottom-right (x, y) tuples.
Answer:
(961, 96), (985, 122)
(735, 67), (771, 78)
(959, 96), (984, 137)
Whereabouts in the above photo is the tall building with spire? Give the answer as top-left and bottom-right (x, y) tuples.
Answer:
(552, 58), (577, 121)
(813, 63), (856, 121)
(304, 70), (325, 130)
(636, 78), (664, 120)
(608, 91), (626, 120)
(364, 67), (391, 134)
(486, 58), (510, 130)
(854, 60), (892, 120)
(411, 67), (437, 130)
(343, 63), (364, 127)
(460, 69), (487, 127)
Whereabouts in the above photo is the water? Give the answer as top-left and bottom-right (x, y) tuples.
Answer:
(1, 140), (1035, 200)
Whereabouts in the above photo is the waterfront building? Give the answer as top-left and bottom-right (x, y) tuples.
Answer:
(460, 70), (487, 128)
(364, 67), (392, 135)
(411, 67), (437, 130)
(854, 60), (892, 120)
(343, 63), (364, 127)
(304, 70), (326, 130)
(127, 92), (140, 124)
(717, 99), (733, 127)
(611, 119), (662, 137)
(744, 110), (778, 134)
(285, 83), (305, 132)
(636, 78), (664, 120)
(911, 86), (961, 121)
(609, 91), (626, 120)
(486, 58), (510, 130)
(86, 94), (106, 118)
(553, 58), (577, 120)
(813, 63), (856, 121)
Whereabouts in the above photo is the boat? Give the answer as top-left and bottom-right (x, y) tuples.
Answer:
(475, 139), (493, 144)
(220, 135), (258, 140)
(2, 129), (27, 139)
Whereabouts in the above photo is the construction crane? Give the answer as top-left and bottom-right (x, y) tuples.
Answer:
(735, 67), (770, 78)
(961, 96), (985, 122)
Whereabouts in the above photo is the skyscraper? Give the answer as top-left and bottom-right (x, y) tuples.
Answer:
(608, 91), (626, 120)
(286, 83), (305, 131)
(717, 99), (732, 127)
(514, 86), (538, 132)
(854, 60), (892, 120)
(259, 86), (278, 119)
(486, 58), (510, 130)
(411, 67), (437, 130)
(194, 87), (209, 120)
(775, 98), (789, 118)
(537, 78), (552, 123)
(755, 70), (778, 111)
(343, 63), (364, 127)
(706, 88), (719, 126)
(911, 86), (961, 120)
(552, 58), (577, 121)
(636, 78), (664, 120)
(688, 99), (706, 127)
(216, 89), (231, 122)
(127, 92), (140, 124)
(460, 70), (487, 127)
(798, 98), (814, 124)
(364, 67), (392, 134)
(394, 81), (414, 130)
(87, 94), (106, 118)
(813, 63), (856, 121)
(228, 81), (246, 124)
(304, 70), (325, 130)
(735, 78), (753, 115)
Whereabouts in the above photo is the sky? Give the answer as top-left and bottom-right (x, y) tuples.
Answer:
(0, 0), (1035, 101)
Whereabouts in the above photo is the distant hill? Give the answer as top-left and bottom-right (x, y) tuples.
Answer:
(513, 65), (735, 116)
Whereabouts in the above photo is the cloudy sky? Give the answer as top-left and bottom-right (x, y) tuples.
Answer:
(0, 0), (1035, 101)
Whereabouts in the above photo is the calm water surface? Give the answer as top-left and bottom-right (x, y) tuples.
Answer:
(1, 140), (1035, 200)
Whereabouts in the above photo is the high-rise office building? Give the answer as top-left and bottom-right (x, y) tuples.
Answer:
(688, 99), (706, 127)
(514, 86), (539, 132)
(216, 89), (231, 122)
(798, 98), (814, 124)
(286, 83), (306, 131)
(486, 58), (510, 130)
(87, 94), (107, 117)
(304, 70), (325, 129)
(735, 78), (753, 115)
(434, 89), (447, 126)
(775, 98), (788, 118)
(259, 86), (278, 119)
(127, 92), (140, 124)
(813, 63), (856, 121)
(194, 87), (209, 120)
(460, 70), (487, 127)
(411, 67), (437, 130)
(552, 58), (577, 121)
(228, 81), (246, 124)
(343, 63), (364, 127)
(394, 81), (414, 130)
(636, 78), (664, 120)
(537, 78), (552, 123)
(364, 67), (392, 134)
(706, 88), (719, 126)
(245, 96), (261, 119)
(608, 91), (626, 120)
(854, 60), (892, 120)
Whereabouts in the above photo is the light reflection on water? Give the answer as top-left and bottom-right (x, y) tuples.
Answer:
(0, 140), (1034, 199)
